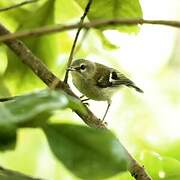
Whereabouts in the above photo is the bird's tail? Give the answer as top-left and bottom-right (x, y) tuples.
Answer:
(111, 76), (144, 93)
(128, 84), (144, 93)
(119, 79), (143, 93)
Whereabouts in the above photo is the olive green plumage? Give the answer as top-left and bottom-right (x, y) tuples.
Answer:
(68, 59), (143, 120)
(69, 59), (143, 102)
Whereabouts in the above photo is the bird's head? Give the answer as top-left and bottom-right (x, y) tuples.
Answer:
(68, 59), (95, 79)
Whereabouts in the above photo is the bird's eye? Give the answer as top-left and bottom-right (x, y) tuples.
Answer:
(80, 64), (86, 70)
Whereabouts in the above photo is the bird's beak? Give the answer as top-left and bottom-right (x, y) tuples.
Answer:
(67, 67), (76, 71)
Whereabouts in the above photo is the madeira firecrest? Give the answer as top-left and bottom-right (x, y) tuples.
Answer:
(68, 59), (143, 120)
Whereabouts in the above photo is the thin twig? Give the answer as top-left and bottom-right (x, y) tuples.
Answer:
(74, 28), (90, 55)
(0, 166), (43, 179)
(0, 97), (15, 102)
(0, 18), (180, 42)
(0, 23), (151, 180)
(63, 0), (93, 83)
(0, 0), (39, 12)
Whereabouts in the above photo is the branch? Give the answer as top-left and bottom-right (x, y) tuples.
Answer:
(74, 28), (90, 55)
(0, 23), (105, 128)
(0, 23), (151, 180)
(63, 0), (93, 83)
(0, 0), (39, 12)
(0, 165), (43, 179)
(0, 18), (180, 42)
(128, 157), (151, 180)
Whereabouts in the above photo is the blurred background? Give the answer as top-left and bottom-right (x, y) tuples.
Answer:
(0, 0), (180, 179)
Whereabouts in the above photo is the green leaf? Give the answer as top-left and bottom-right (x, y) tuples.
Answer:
(0, 76), (11, 97)
(4, 0), (63, 93)
(0, 90), (84, 125)
(0, 0), (30, 30)
(0, 0), (48, 29)
(0, 90), (85, 148)
(0, 45), (7, 75)
(140, 151), (180, 180)
(44, 123), (128, 180)
(55, 0), (82, 23)
(74, 0), (143, 33)
(0, 119), (16, 151)
(96, 30), (119, 50)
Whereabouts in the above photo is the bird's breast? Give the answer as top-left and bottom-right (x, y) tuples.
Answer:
(71, 72), (116, 101)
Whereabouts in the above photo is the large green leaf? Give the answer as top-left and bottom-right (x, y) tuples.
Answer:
(44, 123), (128, 179)
(0, 90), (84, 125)
(55, 0), (81, 23)
(74, 0), (143, 33)
(0, 90), (85, 148)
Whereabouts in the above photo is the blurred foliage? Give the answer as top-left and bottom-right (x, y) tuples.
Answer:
(139, 151), (180, 180)
(75, 0), (142, 33)
(0, 0), (180, 180)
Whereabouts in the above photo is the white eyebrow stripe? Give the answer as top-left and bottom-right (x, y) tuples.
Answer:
(109, 72), (113, 82)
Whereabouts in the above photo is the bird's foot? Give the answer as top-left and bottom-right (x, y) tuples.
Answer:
(99, 118), (108, 126)
(81, 98), (90, 106)
(82, 102), (89, 106)
(79, 95), (85, 99)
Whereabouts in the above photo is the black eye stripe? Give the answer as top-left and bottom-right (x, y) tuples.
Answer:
(111, 71), (118, 79)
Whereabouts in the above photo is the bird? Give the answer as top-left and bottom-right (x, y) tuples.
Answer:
(68, 59), (143, 121)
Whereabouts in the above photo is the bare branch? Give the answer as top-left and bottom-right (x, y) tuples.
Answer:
(0, 0), (39, 12)
(128, 156), (151, 180)
(0, 23), (152, 180)
(0, 18), (180, 42)
(63, 0), (93, 83)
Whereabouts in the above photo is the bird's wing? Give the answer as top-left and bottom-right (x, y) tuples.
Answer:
(96, 72), (112, 88)
(97, 69), (143, 93)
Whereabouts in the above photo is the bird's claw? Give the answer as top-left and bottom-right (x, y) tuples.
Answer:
(81, 98), (90, 106)
(83, 102), (89, 106)
(80, 95), (85, 99)
(99, 118), (108, 126)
